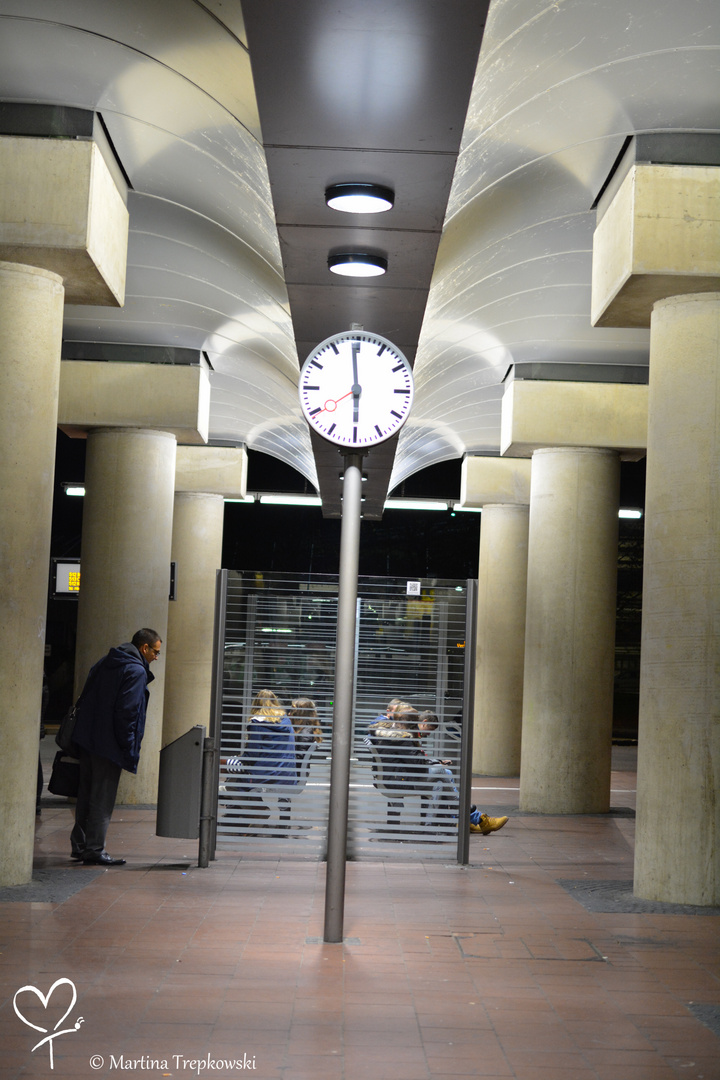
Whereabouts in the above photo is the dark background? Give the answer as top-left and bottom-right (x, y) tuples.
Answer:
(46, 433), (645, 737)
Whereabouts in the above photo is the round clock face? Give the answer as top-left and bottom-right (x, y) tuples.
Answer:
(299, 331), (414, 448)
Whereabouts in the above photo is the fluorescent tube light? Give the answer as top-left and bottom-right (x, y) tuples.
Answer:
(384, 499), (448, 512)
(258, 494), (322, 507)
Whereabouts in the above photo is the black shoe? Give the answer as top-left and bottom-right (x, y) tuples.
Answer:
(70, 852), (83, 861)
(82, 853), (126, 866)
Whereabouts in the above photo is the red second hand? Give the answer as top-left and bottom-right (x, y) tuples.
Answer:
(319, 390), (353, 414)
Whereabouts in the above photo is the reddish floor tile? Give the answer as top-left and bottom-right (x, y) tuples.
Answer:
(5, 757), (715, 1080)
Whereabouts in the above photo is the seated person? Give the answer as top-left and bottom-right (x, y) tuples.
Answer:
(418, 711), (508, 834)
(288, 697), (322, 770)
(415, 709), (459, 826)
(364, 697), (402, 742)
(365, 706), (429, 795)
(225, 689), (296, 826)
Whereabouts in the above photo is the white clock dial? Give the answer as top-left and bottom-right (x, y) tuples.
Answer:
(299, 331), (414, 448)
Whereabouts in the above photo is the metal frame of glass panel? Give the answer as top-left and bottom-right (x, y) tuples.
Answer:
(213, 572), (475, 861)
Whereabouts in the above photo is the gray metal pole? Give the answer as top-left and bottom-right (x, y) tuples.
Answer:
(323, 452), (363, 943)
(203, 568), (227, 864)
(457, 578), (478, 866)
(198, 736), (216, 868)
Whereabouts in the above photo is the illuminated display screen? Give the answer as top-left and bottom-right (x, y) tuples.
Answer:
(52, 559), (81, 599)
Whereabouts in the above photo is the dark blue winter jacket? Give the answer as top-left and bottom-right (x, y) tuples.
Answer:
(72, 643), (153, 773)
(241, 714), (297, 785)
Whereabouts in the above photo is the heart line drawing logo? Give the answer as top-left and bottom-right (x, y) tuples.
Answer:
(13, 978), (85, 1069)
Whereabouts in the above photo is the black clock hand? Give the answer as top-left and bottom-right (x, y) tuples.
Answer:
(351, 341), (362, 424)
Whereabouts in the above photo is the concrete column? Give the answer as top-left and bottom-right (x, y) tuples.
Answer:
(634, 294), (720, 905)
(473, 503), (529, 775)
(74, 428), (176, 805)
(163, 492), (224, 747)
(520, 447), (620, 813)
(0, 262), (64, 886)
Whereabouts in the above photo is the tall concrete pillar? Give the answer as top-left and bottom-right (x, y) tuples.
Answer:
(0, 263), (64, 885)
(634, 294), (720, 905)
(461, 456), (532, 777)
(520, 447), (620, 813)
(163, 492), (224, 747)
(75, 428), (177, 805)
(474, 503), (529, 775)
(591, 153), (720, 903)
(161, 446), (246, 749)
(0, 131), (128, 884)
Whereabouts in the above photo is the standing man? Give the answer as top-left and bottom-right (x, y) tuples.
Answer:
(70, 628), (161, 865)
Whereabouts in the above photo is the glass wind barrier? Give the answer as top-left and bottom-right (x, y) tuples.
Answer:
(215, 572), (471, 860)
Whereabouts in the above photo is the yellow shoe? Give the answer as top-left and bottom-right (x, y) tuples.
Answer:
(469, 822), (484, 833)
(479, 814), (508, 835)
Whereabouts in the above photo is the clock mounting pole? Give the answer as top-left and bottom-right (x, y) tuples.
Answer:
(323, 450), (363, 943)
(299, 327), (413, 941)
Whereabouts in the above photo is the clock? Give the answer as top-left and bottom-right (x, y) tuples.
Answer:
(299, 330), (414, 449)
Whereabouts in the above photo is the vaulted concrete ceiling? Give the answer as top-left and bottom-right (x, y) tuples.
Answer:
(1, 1), (717, 514)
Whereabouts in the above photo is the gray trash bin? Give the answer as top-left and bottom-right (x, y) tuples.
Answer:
(156, 724), (205, 838)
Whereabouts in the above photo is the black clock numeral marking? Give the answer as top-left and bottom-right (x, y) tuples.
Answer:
(375, 425), (383, 437)
(309, 407), (322, 416)
(390, 410), (402, 419)
(330, 343), (339, 355)
(392, 363), (404, 372)
(327, 423), (336, 436)
(394, 388), (410, 394)
(303, 384), (320, 391)
(310, 359), (323, 369)
(377, 344), (387, 356)
(352, 426), (358, 442)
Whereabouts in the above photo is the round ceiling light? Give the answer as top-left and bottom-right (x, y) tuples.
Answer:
(325, 183), (394, 214)
(328, 252), (388, 277)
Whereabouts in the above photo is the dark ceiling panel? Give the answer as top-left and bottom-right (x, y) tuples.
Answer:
(288, 286), (428, 357)
(242, 0), (489, 153)
(264, 147), (459, 231)
(279, 225), (442, 288)
(241, 0), (489, 516)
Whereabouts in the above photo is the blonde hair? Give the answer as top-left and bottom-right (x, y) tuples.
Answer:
(395, 706), (420, 735)
(390, 700), (413, 728)
(384, 698), (406, 727)
(288, 697), (323, 744)
(250, 688), (286, 721)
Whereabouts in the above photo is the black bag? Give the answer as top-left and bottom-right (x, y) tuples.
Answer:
(56, 656), (105, 753)
(48, 751), (80, 798)
(55, 704), (78, 753)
